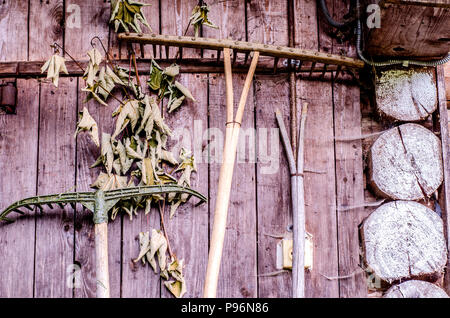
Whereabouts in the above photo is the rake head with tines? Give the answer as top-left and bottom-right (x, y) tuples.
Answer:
(0, 185), (207, 297)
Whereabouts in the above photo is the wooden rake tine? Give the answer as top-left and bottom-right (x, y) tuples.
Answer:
(203, 48), (259, 298)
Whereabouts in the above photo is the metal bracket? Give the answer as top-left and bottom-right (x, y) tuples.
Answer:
(0, 80), (17, 114)
(276, 233), (313, 270)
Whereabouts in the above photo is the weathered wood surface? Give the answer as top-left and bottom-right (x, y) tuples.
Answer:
(0, 1), (28, 61)
(329, 0), (368, 298)
(365, 0), (450, 58)
(34, 78), (77, 297)
(161, 73), (209, 298)
(294, 0), (339, 298)
(0, 79), (39, 297)
(65, 0), (110, 60)
(0, 0), (448, 298)
(248, 0), (291, 298)
(160, 0), (200, 59)
(29, 0), (64, 61)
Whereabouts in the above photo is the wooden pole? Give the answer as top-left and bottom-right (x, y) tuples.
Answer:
(95, 222), (110, 298)
(293, 102), (307, 298)
(203, 51), (260, 298)
(93, 190), (110, 298)
(275, 102), (308, 298)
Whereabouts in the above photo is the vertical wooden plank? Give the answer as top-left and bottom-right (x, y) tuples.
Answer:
(333, 83), (367, 297)
(329, 0), (368, 297)
(74, 81), (122, 298)
(0, 79), (39, 297)
(246, 0), (289, 45)
(29, 0), (64, 60)
(294, 0), (339, 298)
(202, 0), (246, 59)
(0, 1), (29, 61)
(34, 77), (77, 298)
(160, 73), (209, 298)
(120, 75), (160, 298)
(254, 74), (292, 297)
(437, 65), (450, 294)
(208, 73), (257, 298)
(247, 0), (291, 298)
(121, 203), (161, 298)
(108, 0), (159, 60)
(65, 0), (110, 60)
(204, 0), (245, 40)
(160, 0), (201, 59)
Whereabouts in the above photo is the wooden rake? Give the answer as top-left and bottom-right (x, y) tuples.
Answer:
(203, 48), (259, 298)
(0, 185), (207, 298)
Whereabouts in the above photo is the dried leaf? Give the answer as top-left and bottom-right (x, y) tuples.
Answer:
(189, 4), (218, 37)
(164, 280), (186, 298)
(161, 150), (178, 166)
(134, 231), (151, 264)
(110, 0), (151, 34)
(84, 48), (103, 87)
(41, 54), (69, 87)
(101, 133), (114, 175)
(174, 81), (195, 101)
(75, 107), (100, 147)
(168, 149), (197, 217)
(145, 229), (168, 273)
(168, 95), (185, 113)
(112, 100), (140, 139)
(141, 157), (155, 185)
(91, 172), (128, 191)
(115, 139), (133, 174)
(148, 63), (163, 91)
(164, 64), (180, 78)
(125, 137), (145, 160)
(164, 258), (187, 298)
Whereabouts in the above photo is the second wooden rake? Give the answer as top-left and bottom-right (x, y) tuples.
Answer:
(203, 48), (259, 297)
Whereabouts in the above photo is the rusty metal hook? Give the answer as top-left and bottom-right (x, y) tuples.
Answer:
(90, 36), (108, 55)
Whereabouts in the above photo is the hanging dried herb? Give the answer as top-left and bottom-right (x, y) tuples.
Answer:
(41, 54), (69, 87)
(147, 60), (195, 113)
(110, 0), (151, 33)
(75, 107), (100, 147)
(189, 2), (218, 37)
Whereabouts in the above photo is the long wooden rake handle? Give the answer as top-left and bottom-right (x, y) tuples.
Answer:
(203, 49), (260, 298)
(95, 222), (110, 298)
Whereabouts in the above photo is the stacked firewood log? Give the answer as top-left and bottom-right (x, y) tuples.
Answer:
(361, 67), (449, 298)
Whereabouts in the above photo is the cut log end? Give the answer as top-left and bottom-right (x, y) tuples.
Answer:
(384, 280), (449, 298)
(369, 123), (443, 201)
(376, 68), (437, 122)
(362, 201), (447, 284)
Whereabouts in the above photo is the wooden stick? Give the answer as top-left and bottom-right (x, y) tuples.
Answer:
(275, 102), (308, 298)
(223, 48), (234, 124)
(203, 51), (260, 298)
(95, 222), (110, 298)
(294, 102), (308, 298)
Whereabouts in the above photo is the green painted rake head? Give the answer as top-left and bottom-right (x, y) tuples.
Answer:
(0, 185), (207, 224)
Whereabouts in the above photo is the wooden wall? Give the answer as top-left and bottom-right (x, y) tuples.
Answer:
(0, 0), (447, 298)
